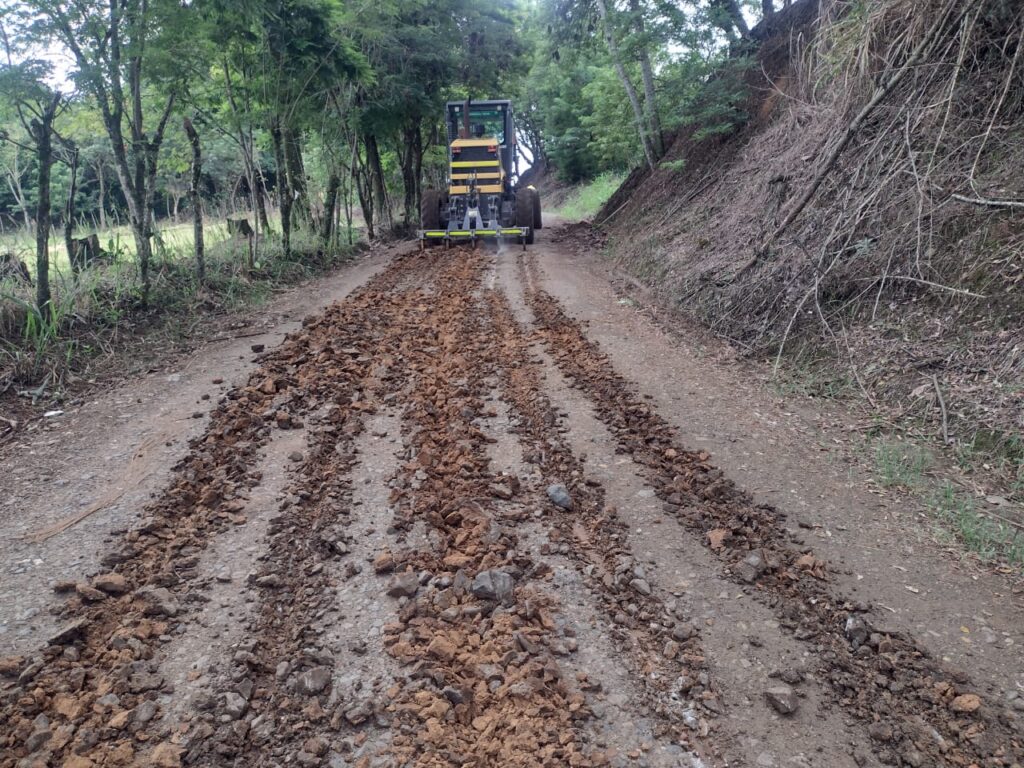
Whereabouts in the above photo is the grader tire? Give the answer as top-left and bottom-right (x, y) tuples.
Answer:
(516, 189), (536, 245)
(533, 190), (543, 230)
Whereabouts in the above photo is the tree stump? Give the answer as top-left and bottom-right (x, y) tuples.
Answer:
(227, 218), (255, 239)
(69, 234), (105, 272)
(0, 253), (32, 285)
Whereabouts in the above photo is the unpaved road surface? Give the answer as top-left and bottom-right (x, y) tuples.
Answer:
(2, 229), (1023, 767)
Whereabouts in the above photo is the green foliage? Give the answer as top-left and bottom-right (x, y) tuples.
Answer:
(874, 439), (932, 488)
(552, 171), (625, 221)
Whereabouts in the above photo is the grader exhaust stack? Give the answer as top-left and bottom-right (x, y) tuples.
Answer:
(418, 99), (542, 249)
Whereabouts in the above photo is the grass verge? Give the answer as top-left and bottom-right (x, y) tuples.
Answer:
(1, 225), (364, 412)
(552, 172), (626, 221)
(870, 437), (1023, 569)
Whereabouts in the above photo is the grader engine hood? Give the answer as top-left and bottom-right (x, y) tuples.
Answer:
(448, 139), (504, 196)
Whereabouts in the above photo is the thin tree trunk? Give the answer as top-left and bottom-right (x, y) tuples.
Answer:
(629, 0), (664, 158)
(183, 116), (205, 282)
(33, 94), (61, 321)
(364, 133), (391, 233)
(95, 163), (107, 230)
(321, 170), (340, 251)
(271, 119), (292, 259)
(399, 122), (421, 228)
(64, 144), (79, 275)
(284, 128), (311, 226)
(594, 0), (656, 170)
(762, 0), (774, 18)
(254, 162), (271, 233)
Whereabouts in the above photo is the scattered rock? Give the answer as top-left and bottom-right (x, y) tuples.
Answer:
(630, 578), (652, 596)
(137, 587), (179, 617)
(672, 622), (697, 642)
(296, 666), (332, 696)
(470, 569), (515, 604)
(386, 571), (420, 598)
(844, 615), (869, 649)
(951, 693), (981, 714)
(92, 572), (129, 595)
(707, 528), (729, 550)
(222, 691), (248, 720)
(546, 483), (573, 510)
(150, 742), (183, 767)
(765, 686), (798, 715)
(0, 656), (24, 677)
(76, 583), (108, 602)
(868, 722), (893, 743)
(373, 551), (396, 573)
(736, 550), (767, 583)
(48, 618), (89, 645)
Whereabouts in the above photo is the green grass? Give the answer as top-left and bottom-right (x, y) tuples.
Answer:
(552, 172), (626, 222)
(929, 481), (1024, 565)
(874, 439), (933, 488)
(870, 437), (1023, 567)
(1, 222), (364, 393)
(0, 220), (234, 277)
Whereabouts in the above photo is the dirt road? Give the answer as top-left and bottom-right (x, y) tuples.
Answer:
(1, 228), (1022, 767)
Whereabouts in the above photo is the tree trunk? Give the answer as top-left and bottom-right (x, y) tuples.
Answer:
(351, 140), (373, 241)
(364, 134), (391, 234)
(271, 119), (292, 259)
(762, 0), (774, 18)
(33, 95), (61, 321)
(594, 0), (656, 170)
(722, 0), (750, 36)
(183, 117), (205, 282)
(321, 170), (340, 252)
(95, 163), (107, 230)
(629, 0), (664, 158)
(254, 163), (271, 233)
(64, 144), (79, 276)
(284, 128), (311, 227)
(399, 122), (423, 229)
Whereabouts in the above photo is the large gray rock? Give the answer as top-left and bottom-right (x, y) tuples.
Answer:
(736, 551), (766, 583)
(48, 618), (89, 646)
(546, 483), (573, 510)
(136, 587), (179, 617)
(386, 571), (420, 598)
(296, 666), (332, 696)
(765, 685), (798, 715)
(222, 691), (248, 720)
(471, 569), (515, 604)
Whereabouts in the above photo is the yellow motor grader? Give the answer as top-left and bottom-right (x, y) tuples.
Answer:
(419, 99), (541, 248)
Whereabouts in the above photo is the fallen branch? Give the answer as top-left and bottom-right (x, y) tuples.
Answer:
(930, 374), (950, 444)
(950, 193), (1024, 210)
(25, 434), (162, 543)
(883, 274), (986, 298)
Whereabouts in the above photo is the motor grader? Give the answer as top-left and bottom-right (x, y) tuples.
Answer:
(418, 99), (542, 248)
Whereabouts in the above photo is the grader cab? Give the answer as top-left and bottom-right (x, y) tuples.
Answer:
(418, 99), (542, 248)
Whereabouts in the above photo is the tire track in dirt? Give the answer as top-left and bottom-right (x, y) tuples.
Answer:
(179, 252), (450, 766)
(484, 280), (720, 767)
(519, 254), (1024, 768)
(495, 255), (874, 766)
